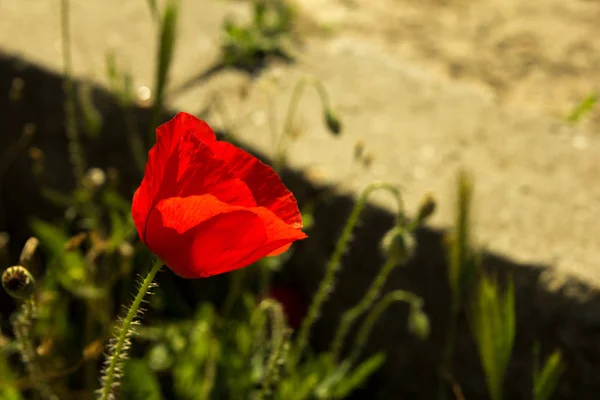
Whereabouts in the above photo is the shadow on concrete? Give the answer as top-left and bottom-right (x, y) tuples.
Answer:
(168, 52), (294, 99)
(1, 52), (600, 399)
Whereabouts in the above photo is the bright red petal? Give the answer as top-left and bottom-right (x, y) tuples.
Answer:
(132, 122), (255, 243)
(156, 112), (216, 148)
(210, 142), (303, 229)
(144, 195), (307, 278)
(267, 243), (292, 257)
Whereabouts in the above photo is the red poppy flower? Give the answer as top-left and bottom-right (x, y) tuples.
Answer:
(132, 112), (307, 278)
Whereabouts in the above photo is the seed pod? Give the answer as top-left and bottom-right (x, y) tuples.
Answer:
(409, 307), (430, 340)
(2, 266), (35, 300)
(416, 194), (436, 225)
(324, 108), (342, 136)
(380, 227), (415, 265)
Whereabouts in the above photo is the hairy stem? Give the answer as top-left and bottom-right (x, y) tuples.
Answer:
(292, 181), (404, 364)
(274, 77), (332, 172)
(14, 299), (58, 400)
(330, 256), (399, 361)
(347, 290), (422, 367)
(98, 259), (162, 400)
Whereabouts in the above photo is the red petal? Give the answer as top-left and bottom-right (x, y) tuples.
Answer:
(267, 243), (292, 257)
(145, 195), (307, 278)
(210, 142), (303, 229)
(156, 112), (216, 149)
(132, 120), (255, 243)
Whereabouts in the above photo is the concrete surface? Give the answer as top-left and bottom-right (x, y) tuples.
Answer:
(0, 0), (599, 292)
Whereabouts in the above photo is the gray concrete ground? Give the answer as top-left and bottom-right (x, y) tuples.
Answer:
(1, 0), (599, 292)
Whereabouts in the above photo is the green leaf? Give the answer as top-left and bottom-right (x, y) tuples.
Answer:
(470, 276), (515, 400)
(122, 359), (163, 400)
(567, 94), (597, 124)
(446, 170), (478, 304)
(0, 349), (22, 400)
(533, 349), (565, 400)
(107, 210), (131, 251)
(331, 353), (386, 398)
(30, 219), (103, 299)
(173, 307), (220, 400)
(102, 188), (132, 214)
(40, 187), (73, 208)
(105, 51), (119, 91)
(78, 83), (103, 138)
(147, 343), (174, 372)
(0, 387), (23, 400)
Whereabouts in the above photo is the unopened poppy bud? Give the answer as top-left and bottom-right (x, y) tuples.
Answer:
(2, 266), (35, 300)
(409, 307), (430, 340)
(324, 108), (342, 136)
(354, 139), (366, 160)
(416, 194), (436, 225)
(380, 227), (415, 264)
(9, 77), (24, 102)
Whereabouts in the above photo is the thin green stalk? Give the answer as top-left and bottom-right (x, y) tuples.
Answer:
(292, 181), (404, 364)
(330, 257), (398, 361)
(200, 343), (217, 400)
(212, 93), (239, 143)
(438, 302), (459, 400)
(84, 303), (96, 394)
(98, 259), (163, 400)
(60, 0), (86, 185)
(273, 77), (332, 172)
(149, 0), (179, 145)
(221, 268), (247, 317)
(346, 290), (422, 367)
(256, 299), (288, 398)
(14, 300), (58, 400)
(439, 171), (477, 400)
(123, 101), (146, 173)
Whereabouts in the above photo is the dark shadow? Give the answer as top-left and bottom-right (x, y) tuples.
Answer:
(1, 51), (600, 399)
(168, 52), (294, 98)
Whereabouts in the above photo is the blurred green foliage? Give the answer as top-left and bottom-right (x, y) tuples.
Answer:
(221, 0), (296, 72)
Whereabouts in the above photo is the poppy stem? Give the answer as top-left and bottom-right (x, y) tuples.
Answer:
(292, 181), (405, 365)
(98, 259), (163, 400)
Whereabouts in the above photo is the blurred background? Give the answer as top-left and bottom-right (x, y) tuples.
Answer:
(1, 0), (600, 399)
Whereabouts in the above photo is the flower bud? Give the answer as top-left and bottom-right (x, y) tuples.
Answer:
(2, 266), (35, 300)
(84, 167), (106, 190)
(380, 227), (415, 264)
(409, 307), (430, 340)
(353, 139), (366, 160)
(416, 194), (436, 225)
(324, 108), (342, 136)
(9, 77), (24, 103)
